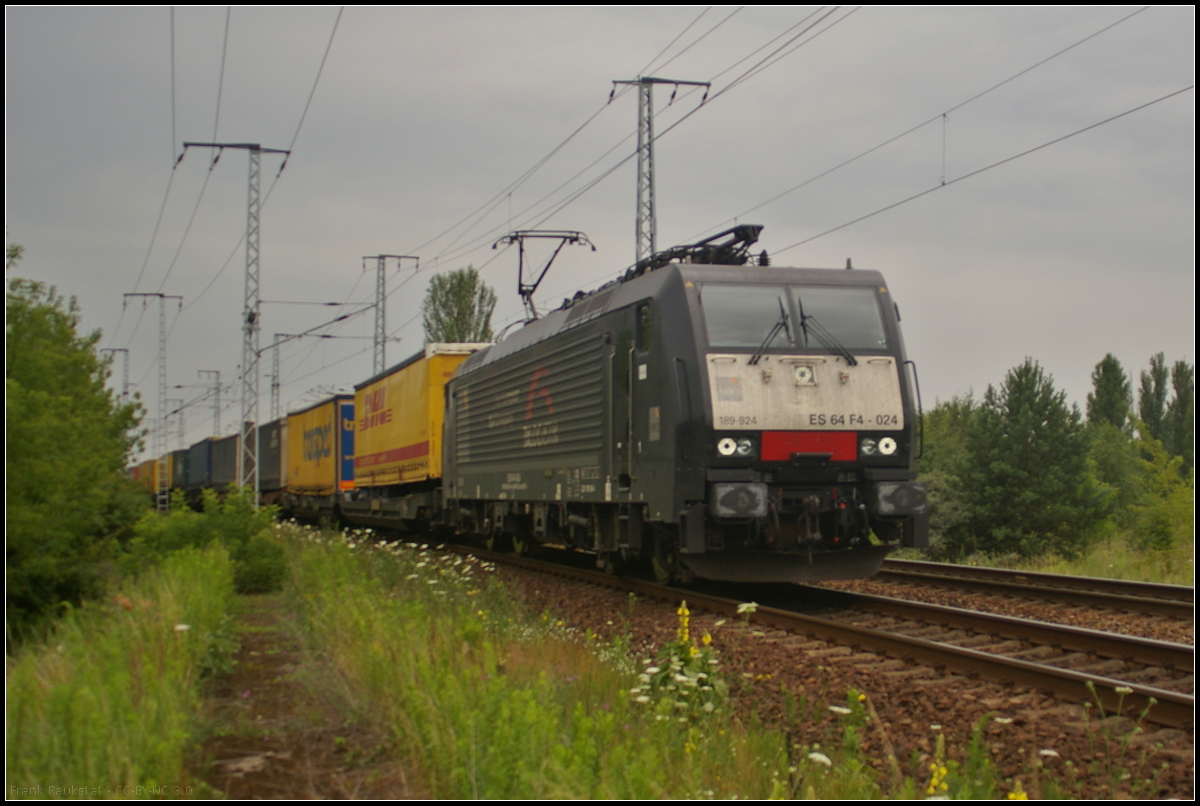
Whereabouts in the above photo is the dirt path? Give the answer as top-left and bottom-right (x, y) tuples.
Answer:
(194, 594), (420, 799)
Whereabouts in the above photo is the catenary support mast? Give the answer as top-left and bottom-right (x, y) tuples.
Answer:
(611, 77), (709, 265)
(181, 142), (289, 505)
(123, 293), (182, 512)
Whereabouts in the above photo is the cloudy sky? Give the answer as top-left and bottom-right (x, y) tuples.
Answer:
(6, 6), (1194, 459)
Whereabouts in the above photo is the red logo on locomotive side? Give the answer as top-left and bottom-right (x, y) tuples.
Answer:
(525, 367), (556, 420)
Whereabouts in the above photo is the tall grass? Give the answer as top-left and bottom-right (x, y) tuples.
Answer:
(285, 527), (806, 798)
(6, 545), (235, 798)
(284, 526), (1053, 799)
(1015, 535), (1194, 586)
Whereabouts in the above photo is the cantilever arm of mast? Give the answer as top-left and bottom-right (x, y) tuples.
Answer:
(182, 142), (291, 155)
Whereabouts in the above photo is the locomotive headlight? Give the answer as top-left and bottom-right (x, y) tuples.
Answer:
(735, 437), (755, 457)
(879, 437), (898, 456)
(860, 438), (877, 456)
(717, 437), (738, 456)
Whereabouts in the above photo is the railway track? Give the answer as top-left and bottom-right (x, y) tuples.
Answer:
(874, 559), (1194, 618)
(459, 545), (1195, 729)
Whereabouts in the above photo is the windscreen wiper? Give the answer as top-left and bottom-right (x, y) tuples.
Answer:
(749, 297), (791, 366)
(801, 314), (858, 366)
(794, 291), (858, 367)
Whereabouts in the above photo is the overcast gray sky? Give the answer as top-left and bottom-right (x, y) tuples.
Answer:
(6, 6), (1194, 460)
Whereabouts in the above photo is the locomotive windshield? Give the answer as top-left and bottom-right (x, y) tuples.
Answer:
(699, 283), (889, 351)
(793, 286), (889, 350)
(699, 284), (796, 349)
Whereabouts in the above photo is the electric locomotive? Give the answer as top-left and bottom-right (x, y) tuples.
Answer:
(443, 226), (927, 583)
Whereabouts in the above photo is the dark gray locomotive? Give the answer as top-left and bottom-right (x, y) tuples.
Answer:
(443, 227), (927, 583)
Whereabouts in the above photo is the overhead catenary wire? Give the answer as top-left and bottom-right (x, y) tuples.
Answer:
(515, 9), (855, 233)
(364, 7), (859, 357)
(403, 6), (735, 264)
(521, 6), (1155, 315)
(637, 6), (715, 75)
(772, 84), (1195, 255)
(259, 7), (869, 363)
(154, 150), (223, 293)
(418, 7), (855, 274)
(648, 6), (745, 76)
(170, 7), (176, 165)
(288, 8), (758, 353)
(339, 7), (857, 362)
(152, 7), (232, 296)
(107, 8), (192, 345)
(180, 6), (343, 313)
(684, 5), (1153, 244)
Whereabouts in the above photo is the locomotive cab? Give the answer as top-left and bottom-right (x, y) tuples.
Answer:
(443, 226), (926, 584)
(671, 263), (928, 583)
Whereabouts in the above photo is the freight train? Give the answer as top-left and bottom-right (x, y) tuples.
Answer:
(138, 226), (927, 583)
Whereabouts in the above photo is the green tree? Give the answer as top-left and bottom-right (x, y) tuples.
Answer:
(6, 277), (145, 634)
(917, 394), (978, 559)
(1127, 427), (1193, 552)
(1086, 353), (1132, 432)
(1085, 421), (1140, 527)
(1164, 360), (1194, 474)
(1138, 352), (1169, 443)
(961, 359), (1100, 558)
(421, 266), (497, 343)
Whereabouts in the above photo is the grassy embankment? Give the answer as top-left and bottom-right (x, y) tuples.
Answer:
(1012, 536), (1194, 586)
(283, 524), (1034, 799)
(6, 545), (236, 799)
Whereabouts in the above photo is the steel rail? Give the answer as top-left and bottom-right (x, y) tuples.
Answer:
(876, 559), (1194, 618)
(881, 558), (1195, 601)
(463, 546), (1194, 729)
(804, 587), (1194, 674)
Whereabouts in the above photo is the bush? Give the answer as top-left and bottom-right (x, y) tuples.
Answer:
(127, 488), (284, 593)
(6, 278), (145, 637)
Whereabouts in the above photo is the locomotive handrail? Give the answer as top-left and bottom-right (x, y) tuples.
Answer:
(905, 359), (924, 460)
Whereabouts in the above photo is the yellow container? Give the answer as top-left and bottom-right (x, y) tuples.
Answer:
(354, 343), (487, 488)
(287, 395), (354, 496)
(136, 457), (163, 493)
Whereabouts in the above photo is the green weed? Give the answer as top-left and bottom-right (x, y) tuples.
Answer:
(6, 545), (235, 797)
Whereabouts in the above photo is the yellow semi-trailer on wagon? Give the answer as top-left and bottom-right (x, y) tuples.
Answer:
(283, 394), (355, 521)
(341, 342), (489, 530)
